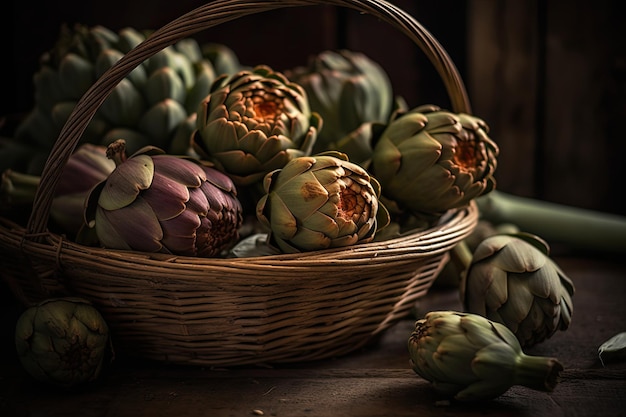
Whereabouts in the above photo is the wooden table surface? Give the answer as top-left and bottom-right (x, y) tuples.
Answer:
(1, 253), (625, 417)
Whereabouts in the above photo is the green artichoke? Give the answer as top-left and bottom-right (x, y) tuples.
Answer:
(408, 311), (564, 402)
(370, 104), (499, 218)
(256, 152), (388, 254)
(13, 24), (241, 173)
(192, 65), (321, 187)
(285, 49), (394, 154)
(461, 233), (575, 348)
(85, 139), (243, 257)
(15, 297), (110, 388)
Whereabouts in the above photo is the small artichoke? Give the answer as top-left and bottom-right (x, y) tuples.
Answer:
(15, 297), (110, 388)
(370, 105), (499, 218)
(85, 139), (243, 257)
(285, 49), (394, 154)
(461, 233), (575, 348)
(256, 152), (388, 253)
(408, 311), (564, 402)
(193, 65), (321, 187)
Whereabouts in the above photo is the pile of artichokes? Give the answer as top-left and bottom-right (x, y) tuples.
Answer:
(1, 22), (500, 258)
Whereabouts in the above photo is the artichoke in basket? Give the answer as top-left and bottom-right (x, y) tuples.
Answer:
(370, 105), (499, 219)
(460, 233), (575, 348)
(13, 24), (242, 173)
(84, 139), (243, 257)
(192, 65), (321, 187)
(1, 143), (115, 235)
(408, 311), (564, 401)
(285, 49), (394, 155)
(256, 151), (389, 254)
(15, 297), (111, 388)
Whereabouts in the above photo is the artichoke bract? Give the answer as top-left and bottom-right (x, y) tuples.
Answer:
(85, 139), (243, 257)
(285, 49), (394, 154)
(256, 152), (388, 254)
(15, 297), (110, 388)
(461, 234), (575, 348)
(408, 311), (564, 402)
(193, 65), (320, 187)
(371, 105), (499, 218)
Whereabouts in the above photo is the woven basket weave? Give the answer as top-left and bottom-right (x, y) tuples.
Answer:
(0, 0), (479, 366)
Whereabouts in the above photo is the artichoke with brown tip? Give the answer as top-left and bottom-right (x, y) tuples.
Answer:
(85, 139), (243, 257)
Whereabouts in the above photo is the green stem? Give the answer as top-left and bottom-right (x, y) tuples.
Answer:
(476, 191), (626, 253)
(515, 354), (563, 392)
(450, 240), (474, 276)
(0, 169), (40, 208)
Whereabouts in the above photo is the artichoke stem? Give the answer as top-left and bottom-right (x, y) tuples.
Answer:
(105, 139), (128, 166)
(1, 169), (40, 207)
(476, 191), (626, 253)
(449, 240), (474, 276)
(514, 354), (563, 392)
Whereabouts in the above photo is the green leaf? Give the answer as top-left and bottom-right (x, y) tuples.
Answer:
(598, 332), (626, 366)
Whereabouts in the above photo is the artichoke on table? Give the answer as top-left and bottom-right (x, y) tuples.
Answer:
(408, 311), (563, 402)
(461, 233), (575, 348)
(15, 297), (110, 388)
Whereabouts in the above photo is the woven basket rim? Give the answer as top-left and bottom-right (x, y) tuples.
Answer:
(0, 202), (478, 267)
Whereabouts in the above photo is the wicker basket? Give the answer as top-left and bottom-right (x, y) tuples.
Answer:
(0, 0), (479, 366)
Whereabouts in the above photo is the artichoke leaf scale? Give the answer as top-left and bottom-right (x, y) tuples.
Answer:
(279, 181), (328, 219)
(152, 155), (206, 187)
(498, 278), (534, 331)
(96, 198), (163, 252)
(205, 118), (240, 153)
(496, 243), (546, 273)
(289, 226), (332, 250)
(302, 210), (340, 237)
(98, 155), (154, 210)
(269, 196), (298, 240)
(140, 175), (189, 221)
(330, 233), (360, 248)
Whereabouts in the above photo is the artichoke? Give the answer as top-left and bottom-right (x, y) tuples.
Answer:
(13, 24), (241, 173)
(285, 49), (394, 154)
(256, 152), (388, 254)
(1, 143), (115, 235)
(408, 311), (564, 402)
(85, 139), (243, 257)
(15, 297), (110, 388)
(460, 233), (575, 348)
(370, 104), (499, 218)
(192, 65), (321, 187)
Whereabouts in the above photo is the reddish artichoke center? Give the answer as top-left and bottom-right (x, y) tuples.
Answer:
(252, 93), (282, 121)
(337, 186), (366, 222)
(454, 138), (478, 171)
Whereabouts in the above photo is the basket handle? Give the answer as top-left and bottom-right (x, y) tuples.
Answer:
(26, 0), (470, 236)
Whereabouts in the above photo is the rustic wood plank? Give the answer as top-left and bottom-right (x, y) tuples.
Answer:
(543, 0), (626, 215)
(1, 256), (625, 417)
(466, 0), (540, 200)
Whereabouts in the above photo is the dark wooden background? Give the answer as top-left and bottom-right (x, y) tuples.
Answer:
(4, 0), (624, 216)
